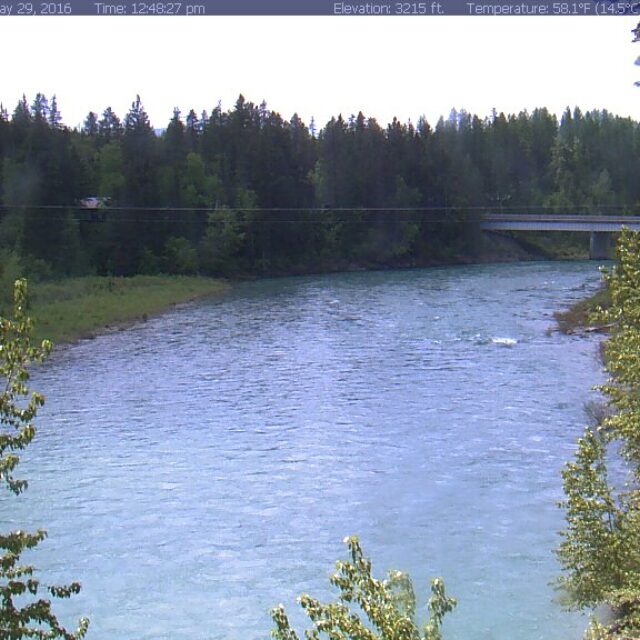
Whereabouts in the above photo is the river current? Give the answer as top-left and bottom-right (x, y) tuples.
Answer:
(4, 261), (606, 639)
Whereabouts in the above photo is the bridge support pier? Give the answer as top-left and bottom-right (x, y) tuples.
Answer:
(589, 232), (611, 260)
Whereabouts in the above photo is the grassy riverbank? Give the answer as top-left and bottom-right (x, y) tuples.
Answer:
(0, 246), (599, 344)
(11, 275), (227, 344)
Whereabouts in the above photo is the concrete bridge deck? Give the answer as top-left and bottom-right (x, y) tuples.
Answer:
(480, 213), (640, 233)
(479, 213), (640, 259)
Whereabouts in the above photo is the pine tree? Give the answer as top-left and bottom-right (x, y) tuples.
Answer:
(185, 108), (200, 153)
(122, 94), (157, 206)
(82, 111), (99, 137)
(48, 95), (62, 129)
(30, 93), (49, 125)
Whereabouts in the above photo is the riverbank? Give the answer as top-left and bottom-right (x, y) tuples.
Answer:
(234, 231), (557, 278)
(1, 231), (585, 345)
(554, 286), (610, 334)
(22, 275), (227, 344)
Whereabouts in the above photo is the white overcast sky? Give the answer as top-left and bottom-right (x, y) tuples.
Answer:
(1, 16), (639, 130)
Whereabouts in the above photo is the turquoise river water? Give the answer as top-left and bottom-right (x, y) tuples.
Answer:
(3, 261), (608, 639)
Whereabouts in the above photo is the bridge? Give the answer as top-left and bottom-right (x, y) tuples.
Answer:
(480, 213), (640, 259)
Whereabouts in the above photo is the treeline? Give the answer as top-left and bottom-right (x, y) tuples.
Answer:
(1, 93), (640, 279)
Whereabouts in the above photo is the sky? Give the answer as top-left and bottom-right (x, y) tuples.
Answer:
(0, 15), (639, 130)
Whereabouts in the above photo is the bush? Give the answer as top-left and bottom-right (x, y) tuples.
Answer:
(0, 279), (88, 639)
(271, 536), (456, 640)
(558, 229), (640, 637)
(163, 236), (198, 275)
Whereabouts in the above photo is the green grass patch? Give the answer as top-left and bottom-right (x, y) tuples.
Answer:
(14, 275), (227, 345)
(554, 286), (611, 334)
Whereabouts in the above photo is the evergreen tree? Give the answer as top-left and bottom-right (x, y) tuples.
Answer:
(122, 94), (158, 206)
(48, 95), (62, 129)
(82, 111), (99, 137)
(160, 107), (187, 206)
(30, 93), (49, 126)
(1, 90), (639, 278)
(185, 108), (200, 153)
(98, 107), (123, 145)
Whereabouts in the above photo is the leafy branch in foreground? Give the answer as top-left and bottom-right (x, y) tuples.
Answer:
(558, 229), (640, 639)
(0, 278), (88, 639)
(271, 536), (456, 640)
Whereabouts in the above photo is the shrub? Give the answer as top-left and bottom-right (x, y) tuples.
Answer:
(0, 279), (88, 639)
(271, 536), (456, 640)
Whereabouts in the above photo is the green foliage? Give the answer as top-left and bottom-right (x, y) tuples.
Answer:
(96, 141), (125, 200)
(181, 152), (219, 207)
(163, 236), (198, 275)
(3, 93), (640, 277)
(0, 279), (51, 494)
(271, 536), (456, 640)
(558, 229), (640, 636)
(199, 208), (246, 276)
(596, 230), (640, 467)
(0, 250), (23, 313)
(0, 278), (88, 639)
(557, 427), (626, 609)
(23, 275), (227, 344)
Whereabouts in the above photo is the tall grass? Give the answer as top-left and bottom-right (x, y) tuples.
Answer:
(1, 275), (227, 344)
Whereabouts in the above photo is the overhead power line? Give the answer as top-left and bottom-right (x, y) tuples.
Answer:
(0, 204), (635, 213)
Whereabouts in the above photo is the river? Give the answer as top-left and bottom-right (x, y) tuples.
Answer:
(4, 261), (606, 639)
